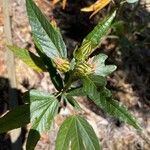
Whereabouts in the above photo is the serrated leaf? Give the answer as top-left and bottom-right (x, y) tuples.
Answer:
(0, 105), (30, 133)
(75, 11), (116, 61)
(56, 115), (101, 150)
(34, 37), (63, 91)
(83, 76), (141, 129)
(99, 97), (141, 129)
(8, 45), (46, 72)
(26, 0), (67, 59)
(55, 116), (73, 150)
(24, 90), (59, 133)
(65, 95), (81, 110)
(82, 77), (99, 100)
(92, 53), (117, 77)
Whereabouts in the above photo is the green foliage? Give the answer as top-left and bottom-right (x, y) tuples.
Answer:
(24, 90), (59, 148)
(65, 95), (81, 110)
(92, 53), (117, 77)
(75, 11), (116, 61)
(0, 105), (30, 133)
(24, 90), (59, 133)
(56, 115), (101, 150)
(67, 87), (87, 96)
(0, 0), (142, 149)
(34, 38), (64, 91)
(8, 45), (46, 72)
(26, 129), (40, 150)
(26, 0), (67, 59)
(83, 76), (141, 129)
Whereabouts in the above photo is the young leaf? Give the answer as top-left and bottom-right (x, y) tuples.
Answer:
(67, 87), (87, 96)
(56, 115), (101, 150)
(24, 90), (59, 133)
(83, 77), (141, 129)
(92, 53), (117, 77)
(75, 11), (116, 61)
(26, 0), (67, 59)
(65, 95), (81, 110)
(0, 105), (30, 133)
(8, 45), (46, 72)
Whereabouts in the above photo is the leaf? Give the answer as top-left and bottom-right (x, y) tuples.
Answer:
(8, 45), (46, 72)
(26, 129), (40, 150)
(67, 87), (87, 96)
(0, 105), (30, 133)
(92, 53), (117, 77)
(81, 0), (111, 17)
(26, 0), (67, 60)
(56, 115), (101, 150)
(82, 77), (99, 101)
(83, 76), (141, 129)
(34, 37), (64, 91)
(75, 11), (116, 61)
(24, 90), (59, 133)
(89, 74), (107, 87)
(65, 95), (81, 110)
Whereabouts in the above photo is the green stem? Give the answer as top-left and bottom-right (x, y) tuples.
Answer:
(56, 92), (62, 98)
(62, 71), (74, 93)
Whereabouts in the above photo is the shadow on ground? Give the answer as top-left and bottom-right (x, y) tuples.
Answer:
(0, 77), (28, 150)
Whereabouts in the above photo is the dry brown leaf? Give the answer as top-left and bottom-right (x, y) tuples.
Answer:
(52, 0), (67, 9)
(52, 0), (60, 5)
(81, 0), (111, 17)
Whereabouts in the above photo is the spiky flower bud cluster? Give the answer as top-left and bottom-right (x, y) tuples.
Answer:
(75, 61), (94, 76)
(54, 57), (70, 73)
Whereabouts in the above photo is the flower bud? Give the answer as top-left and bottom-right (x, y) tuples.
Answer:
(75, 61), (94, 76)
(75, 40), (92, 61)
(54, 57), (70, 73)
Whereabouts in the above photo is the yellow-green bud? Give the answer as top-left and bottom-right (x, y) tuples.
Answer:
(75, 40), (92, 61)
(54, 57), (70, 73)
(75, 61), (94, 76)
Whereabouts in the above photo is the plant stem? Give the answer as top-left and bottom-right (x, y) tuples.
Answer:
(62, 71), (74, 94)
(56, 92), (62, 98)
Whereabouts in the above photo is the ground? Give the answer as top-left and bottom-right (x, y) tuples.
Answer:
(0, 0), (150, 149)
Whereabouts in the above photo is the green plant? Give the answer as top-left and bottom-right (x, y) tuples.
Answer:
(0, 0), (141, 149)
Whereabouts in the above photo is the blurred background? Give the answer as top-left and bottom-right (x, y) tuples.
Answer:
(0, 0), (150, 149)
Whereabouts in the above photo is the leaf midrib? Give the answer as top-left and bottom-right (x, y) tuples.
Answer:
(59, 117), (74, 150)
(74, 119), (82, 150)
(31, 100), (57, 133)
(76, 118), (96, 150)
(27, 0), (58, 53)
